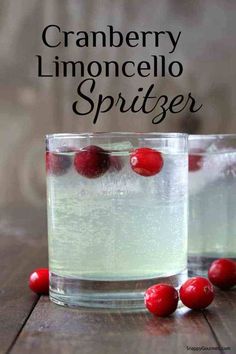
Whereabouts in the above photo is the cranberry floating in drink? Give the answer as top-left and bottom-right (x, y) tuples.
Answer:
(46, 151), (71, 176)
(188, 148), (204, 172)
(130, 147), (163, 176)
(46, 133), (188, 309)
(74, 145), (110, 178)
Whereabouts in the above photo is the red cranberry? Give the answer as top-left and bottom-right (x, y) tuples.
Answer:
(130, 147), (164, 177)
(208, 258), (236, 289)
(29, 268), (49, 295)
(180, 277), (214, 310)
(188, 149), (204, 172)
(144, 283), (179, 317)
(74, 145), (110, 178)
(46, 151), (71, 176)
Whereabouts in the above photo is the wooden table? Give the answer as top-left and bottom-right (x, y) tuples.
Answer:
(1, 207), (235, 354)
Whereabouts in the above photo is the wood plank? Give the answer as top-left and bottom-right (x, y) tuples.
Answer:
(203, 288), (236, 352)
(10, 297), (219, 354)
(0, 207), (47, 354)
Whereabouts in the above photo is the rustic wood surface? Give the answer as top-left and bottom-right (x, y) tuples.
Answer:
(0, 207), (235, 354)
(0, 207), (47, 354)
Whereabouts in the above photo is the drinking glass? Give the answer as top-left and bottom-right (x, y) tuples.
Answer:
(188, 134), (236, 275)
(46, 133), (188, 309)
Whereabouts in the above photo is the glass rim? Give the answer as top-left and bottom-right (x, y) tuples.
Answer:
(46, 132), (188, 140)
(189, 134), (236, 140)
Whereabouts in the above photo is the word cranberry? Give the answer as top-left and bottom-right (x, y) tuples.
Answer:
(144, 283), (179, 317)
(208, 258), (236, 289)
(130, 147), (163, 177)
(46, 151), (71, 176)
(188, 149), (204, 172)
(74, 145), (110, 178)
(180, 277), (214, 310)
(29, 268), (49, 295)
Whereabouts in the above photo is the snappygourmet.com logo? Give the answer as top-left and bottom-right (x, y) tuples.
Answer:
(186, 346), (231, 351)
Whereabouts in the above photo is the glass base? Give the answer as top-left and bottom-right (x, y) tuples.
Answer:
(49, 269), (187, 310)
(188, 255), (236, 276)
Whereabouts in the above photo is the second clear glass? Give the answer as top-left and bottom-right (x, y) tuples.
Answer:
(188, 134), (236, 275)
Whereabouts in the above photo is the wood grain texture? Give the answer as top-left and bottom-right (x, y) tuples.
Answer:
(10, 297), (220, 354)
(203, 289), (236, 352)
(0, 207), (47, 354)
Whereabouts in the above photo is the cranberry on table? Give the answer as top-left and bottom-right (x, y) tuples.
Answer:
(188, 149), (204, 172)
(29, 268), (49, 295)
(74, 145), (110, 178)
(144, 283), (179, 317)
(130, 147), (164, 177)
(46, 151), (71, 176)
(180, 277), (214, 310)
(208, 258), (236, 289)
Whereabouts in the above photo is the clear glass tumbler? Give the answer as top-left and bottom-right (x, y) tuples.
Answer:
(188, 134), (236, 275)
(46, 133), (188, 309)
